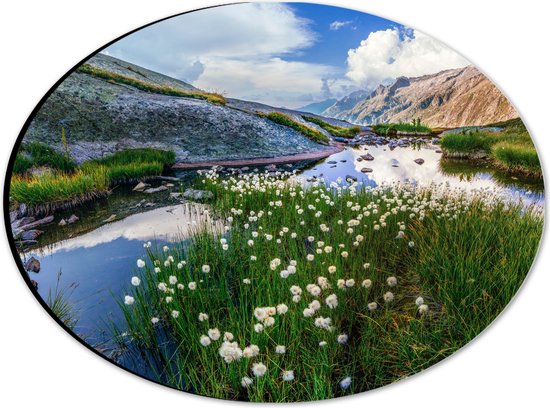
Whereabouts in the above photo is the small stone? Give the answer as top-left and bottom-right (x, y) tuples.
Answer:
(30, 280), (38, 290)
(414, 158), (425, 165)
(21, 229), (43, 241)
(183, 189), (214, 201)
(435, 149), (443, 154)
(345, 175), (357, 182)
(68, 214), (79, 224)
(356, 157), (363, 162)
(24, 256), (41, 273)
(132, 181), (150, 191)
(143, 186), (169, 194)
(361, 153), (375, 161)
(327, 161), (337, 164)
(361, 167), (373, 173)
(103, 215), (116, 223)
(165, 183), (174, 188)
(58, 219), (67, 226)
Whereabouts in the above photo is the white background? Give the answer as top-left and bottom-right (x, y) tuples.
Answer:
(0, 0), (548, 406)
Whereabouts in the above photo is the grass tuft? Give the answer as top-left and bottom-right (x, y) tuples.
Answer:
(77, 64), (226, 105)
(301, 116), (361, 138)
(257, 112), (330, 144)
(372, 119), (432, 136)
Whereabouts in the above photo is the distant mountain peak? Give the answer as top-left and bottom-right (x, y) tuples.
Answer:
(322, 66), (517, 127)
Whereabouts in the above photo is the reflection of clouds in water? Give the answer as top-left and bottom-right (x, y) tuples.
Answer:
(301, 146), (543, 206)
(35, 203), (221, 256)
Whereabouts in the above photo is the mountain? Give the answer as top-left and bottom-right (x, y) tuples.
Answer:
(322, 90), (370, 119)
(24, 54), (354, 164)
(323, 66), (518, 128)
(297, 99), (337, 115)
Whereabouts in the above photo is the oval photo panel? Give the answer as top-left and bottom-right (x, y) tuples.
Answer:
(5, 2), (544, 402)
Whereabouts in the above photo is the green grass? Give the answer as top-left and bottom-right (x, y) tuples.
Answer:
(115, 169), (542, 401)
(14, 142), (76, 175)
(440, 118), (541, 177)
(301, 115), (361, 138)
(372, 119), (432, 136)
(10, 167), (110, 207)
(77, 64), (226, 105)
(10, 148), (175, 211)
(491, 142), (541, 176)
(47, 271), (79, 331)
(257, 112), (330, 144)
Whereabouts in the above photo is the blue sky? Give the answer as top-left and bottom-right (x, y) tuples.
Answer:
(104, 2), (468, 108)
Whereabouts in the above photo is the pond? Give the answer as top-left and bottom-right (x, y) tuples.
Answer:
(17, 142), (544, 374)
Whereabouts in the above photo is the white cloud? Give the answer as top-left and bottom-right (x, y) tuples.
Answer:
(104, 3), (341, 106)
(346, 28), (469, 90)
(329, 20), (352, 30)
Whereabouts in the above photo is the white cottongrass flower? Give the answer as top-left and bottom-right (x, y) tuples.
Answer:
(165, 296), (173, 303)
(280, 270), (290, 279)
(341, 251), (349, 258)
(337, 334), (348, 345)
(241, 376), (253, 388)
(319, 341), (327, 347)
(408, 241), (415, 248)
(124, 295), (134, 305)
(306, 254), (315, 261)
(264, 316), (275, 327)
(169, 275), (178, 285)
(254, 307), (268, 321)
(396, 230), (405, 239)
(340, 376), (352, 390)
(222, 244), (229, 251)
(199, 335), (211, 346)
(324, 246), (333, 253)
(309, 300), (321, 311)
(208, 328), (221, 341)
(243, 278), (251, 284)
(317, 276), (330, 289)
(177, 262), (184, 269)
(328, 265), (337, 274)
(383, 291), (394, 303)
(306, 284), (321, 297)
(287, 265), (297, 274)
(202, 264), (211, 273)
(154, 267), (161, 273)
(171, 310), (180, 318)
(282, 370), (294, 381)
(243, 344), (260, 358)
(254, 323), (264, 333)
(247, 240), (254, 247)
(137, 259), (145, 268)
(314, 316), (333, 330)
(252, 362), (267, 377)
(345, 279), (355, 288)
(188, 281), (197, 290)
(276, 304), (288, 315)
(218, 341), (243, 363)
(325, 293), (338, 309)
(362, 279), (372, 288)
(386, 276), (397, 287)
(131, 276), (141, 286)
(368, 302), (378, 311)
(363, 262), (371, 269)
(303, 308), (315, 317)
(290, 285), (302, 296)
(158, 282), (167, 292)
(418, 304), (429, 314)
(415, 296), (424, 306)
(198, 312), (209, 322)
(275, 345), (286, 354)
(292, 295), (301, 303)
(151, 317), (159, 324)
(337, 279), (346, 289)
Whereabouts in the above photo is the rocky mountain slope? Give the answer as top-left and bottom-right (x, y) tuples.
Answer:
(297, 99), (337, 115)
(322, 66), (518, 128)
(24, 54), (353, 164)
